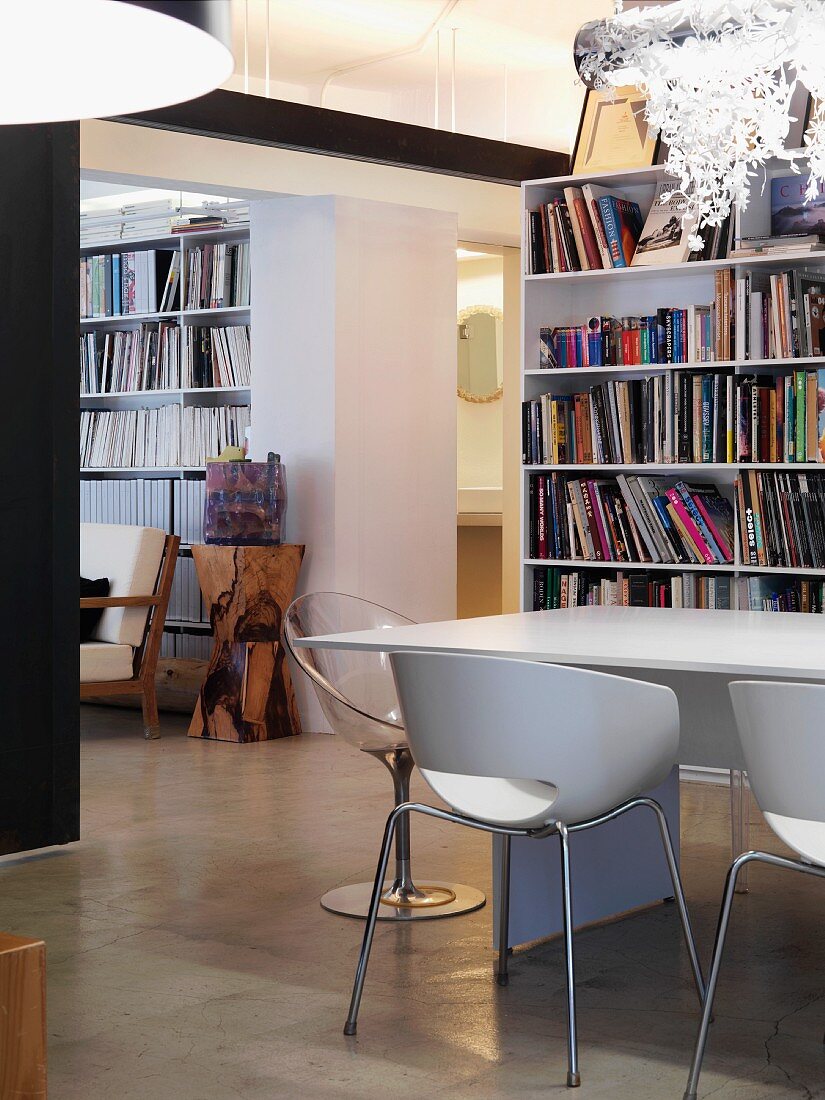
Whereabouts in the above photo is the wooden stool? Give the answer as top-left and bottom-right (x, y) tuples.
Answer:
(188, 544), (305, 743)
(0, 934), (47, 1099)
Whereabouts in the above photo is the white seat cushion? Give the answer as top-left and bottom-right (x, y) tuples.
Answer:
(80, 641), (136, 683)
(80, 523), (166, 647)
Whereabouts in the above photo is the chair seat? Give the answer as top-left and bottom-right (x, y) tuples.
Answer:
(80, 642), (135, 683)
(422, 770), (558, 829)
(764, 812), (825, 868)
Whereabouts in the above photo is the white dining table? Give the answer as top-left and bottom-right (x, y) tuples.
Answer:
(297, 606), (825, 946)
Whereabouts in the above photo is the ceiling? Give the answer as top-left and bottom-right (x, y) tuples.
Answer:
(223, 0), (613, 151)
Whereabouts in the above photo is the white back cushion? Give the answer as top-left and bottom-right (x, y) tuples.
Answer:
(80, 523), (166, 646)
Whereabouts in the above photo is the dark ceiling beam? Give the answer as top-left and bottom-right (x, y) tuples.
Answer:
(110, 88), (568, 186)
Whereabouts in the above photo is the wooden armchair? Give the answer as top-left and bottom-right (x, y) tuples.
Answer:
(80, 525), (179, 739)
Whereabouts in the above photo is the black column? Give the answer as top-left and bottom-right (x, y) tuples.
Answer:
(0, 123), (79, 854)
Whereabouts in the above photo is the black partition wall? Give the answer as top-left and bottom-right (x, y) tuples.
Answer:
(0, 123), (79, 854)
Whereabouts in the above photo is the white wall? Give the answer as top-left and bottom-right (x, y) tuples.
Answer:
(250, 195), (457, 729)
(80, 120), (521, 246)
(457, 256), (504, 490)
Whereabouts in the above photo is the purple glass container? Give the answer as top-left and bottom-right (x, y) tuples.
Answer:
(203, 459), (287, 545)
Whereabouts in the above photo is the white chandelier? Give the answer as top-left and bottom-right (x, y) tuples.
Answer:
(574, 0), (825, 250)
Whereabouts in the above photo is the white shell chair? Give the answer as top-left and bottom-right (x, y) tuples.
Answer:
(684, 681), (825, 1100)
(283, 593), (485, 920)
(344, 651), (706, 1089)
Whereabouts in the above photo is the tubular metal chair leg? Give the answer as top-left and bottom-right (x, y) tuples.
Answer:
(558, 823), (580, 1089)
(683, 850), (825, 1100)
(730, 770), (750, 894)
(497, 834), (511, 986)
(343, 806), (401, 1036)
(683, 852), (752, 1100)
(641, 799), (706, 1006)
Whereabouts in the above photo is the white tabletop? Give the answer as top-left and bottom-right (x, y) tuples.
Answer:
(296, 606), (825, 680)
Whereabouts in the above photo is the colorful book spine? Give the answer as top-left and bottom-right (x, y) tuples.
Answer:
(664, 488), (716, 564)
(597, 196), (626, 269)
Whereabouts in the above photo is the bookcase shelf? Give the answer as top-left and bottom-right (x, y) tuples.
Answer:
(523, 558), (825, 577)
(525, 250), (825, 286)
(526, 357), (825, 378)
(524, 462), (824, 472)
(521, 163), (825, 614)
(524, 463), (737, 472)
(524, 558), (736, 573)
(79, 305), (250, 326)
(80, 386), (251, 403)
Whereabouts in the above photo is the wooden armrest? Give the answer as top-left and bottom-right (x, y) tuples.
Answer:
(80, 595), (160, 608)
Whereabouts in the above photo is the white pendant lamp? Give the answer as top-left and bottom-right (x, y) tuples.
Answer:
(0, 0), (233, 124)
(574, 0), (825, 248)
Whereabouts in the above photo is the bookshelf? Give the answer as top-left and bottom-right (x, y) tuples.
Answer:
(79, 224), (252, 660)
(521, 160), (825, 615)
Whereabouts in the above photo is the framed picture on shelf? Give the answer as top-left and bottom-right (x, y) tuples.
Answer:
(788, 80), (812, 150)
(571, 85), (660, 175)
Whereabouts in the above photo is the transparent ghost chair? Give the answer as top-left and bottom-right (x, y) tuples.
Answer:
(283, 591), (486, 920)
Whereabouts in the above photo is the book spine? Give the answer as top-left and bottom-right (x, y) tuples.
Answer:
(582, 186), (613, 268)
(537, 475), (548, 558)
(795, 370), (807, 462)
(573, 195), (602, 269)
(701, 374), (712, 462)
(674, 482), (725, 561)
(693, 494), (734, 562)
(598, 196), (626, 268)
(665, 489), (716, 564)
(562, 188), (589, 270)
(807, 371), (818, 461)
(579, 479), (605, 560)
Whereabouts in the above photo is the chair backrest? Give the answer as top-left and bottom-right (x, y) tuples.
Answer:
(729, 681), (825, 827)
(390, 650), (679, 827)
(80, 523), (166, 647)
(283, 592), (413, 752)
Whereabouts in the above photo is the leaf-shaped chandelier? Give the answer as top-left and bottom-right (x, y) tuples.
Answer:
(574, 0), (825, 250)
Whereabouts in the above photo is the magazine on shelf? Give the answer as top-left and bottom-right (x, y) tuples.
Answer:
(771, 172), (825, 236)
(632, 181), (695, 267)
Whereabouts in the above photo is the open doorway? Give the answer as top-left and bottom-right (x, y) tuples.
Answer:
(456, 243), (504, 618)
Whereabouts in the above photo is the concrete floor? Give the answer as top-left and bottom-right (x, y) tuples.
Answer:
(1, 708), (824, 1099)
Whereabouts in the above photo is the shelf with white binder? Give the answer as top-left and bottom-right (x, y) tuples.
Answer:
(79, 216), (260, 660)
(80, 386), (251, 408)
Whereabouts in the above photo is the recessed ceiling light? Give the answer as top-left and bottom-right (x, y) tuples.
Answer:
(0, 0), (233, 124)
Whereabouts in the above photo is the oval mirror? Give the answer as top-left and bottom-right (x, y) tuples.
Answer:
(457, 304), (503, 402)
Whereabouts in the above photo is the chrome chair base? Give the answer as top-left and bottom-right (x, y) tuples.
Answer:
(344, 796), (705, 1091)
(321, 880), (486, 920)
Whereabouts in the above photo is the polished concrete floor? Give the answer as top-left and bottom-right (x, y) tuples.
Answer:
(1, 708), (824, 1099)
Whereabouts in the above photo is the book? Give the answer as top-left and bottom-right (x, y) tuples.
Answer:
(563, 186), (603, 271)
(805, 292), (825, 356)
(632, 181), (695, 266)
(580, 183), (617, 269)
(771, 172), (825, 236)
(597, 195), (642, 268)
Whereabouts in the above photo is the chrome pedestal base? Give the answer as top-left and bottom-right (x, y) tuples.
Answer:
(321, 880), (486, 920)
(321, 746), (486, 920)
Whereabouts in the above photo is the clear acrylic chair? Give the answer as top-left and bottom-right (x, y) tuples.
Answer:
(683, 680), (825, 1100)
(344, 650), (705, 1088)
(283, 592), (486, 920)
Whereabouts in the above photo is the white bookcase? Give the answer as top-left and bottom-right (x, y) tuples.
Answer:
(520, 161), (825, 613)
(79, 224), (252, 658)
